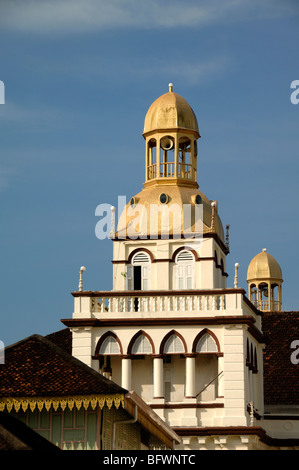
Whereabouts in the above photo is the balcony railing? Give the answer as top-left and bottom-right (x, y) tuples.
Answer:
(96, 292), (226, 314)
(147, 163), (192, 180)
(72, 289), (259, 320)
(251, 299), (281, 311)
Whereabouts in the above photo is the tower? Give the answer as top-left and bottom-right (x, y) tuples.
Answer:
(65, 85), (267, 450)
(113, 83), (228, 292)
(247, 248), (283, 311)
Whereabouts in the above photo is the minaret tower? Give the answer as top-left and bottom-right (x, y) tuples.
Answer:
(112, 84), (229, 292)
(66, 85), (266, 448)
(247, 248), (283, 311)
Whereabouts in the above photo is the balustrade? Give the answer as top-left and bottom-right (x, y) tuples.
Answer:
(89, 291), (226, 314)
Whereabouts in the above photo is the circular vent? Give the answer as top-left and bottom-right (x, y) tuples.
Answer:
(159, 193), (168, 204)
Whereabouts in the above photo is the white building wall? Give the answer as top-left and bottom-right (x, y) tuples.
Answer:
(222, 326), (247, 426)
(112, 237), (227, 291)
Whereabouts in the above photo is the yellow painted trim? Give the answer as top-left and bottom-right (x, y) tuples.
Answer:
(0, 394), (124, 413)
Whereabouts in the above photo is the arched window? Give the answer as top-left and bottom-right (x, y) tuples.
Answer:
(193, 331), (220, 401)
(176, 250), (195, 289)
(99, 335), (120, 355)
(163, 334), (185, 354)
(160, 332), (186, 402)
(132, 252), (150, 264)
(127, 250), (151, 290)
(195, 333), (218, 353)
(131, 335), (153, 355)
(95, 333), (122, 381)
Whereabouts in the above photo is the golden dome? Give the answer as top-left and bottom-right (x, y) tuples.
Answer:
(116, 184), (224, 242)
(247, 249), (283, 282)
(143, 84), (200, 137)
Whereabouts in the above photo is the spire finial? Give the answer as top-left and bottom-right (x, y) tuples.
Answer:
(234, 262), (240, 288)
(210, 201), (216, 232)
(78, 266), (86, 291)
(168, 83), (173, 92)
(110, 205), (116, 239)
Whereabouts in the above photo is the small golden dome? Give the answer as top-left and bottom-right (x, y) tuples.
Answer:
(247, 249), (283, 282)
(143, 84), (200, 137)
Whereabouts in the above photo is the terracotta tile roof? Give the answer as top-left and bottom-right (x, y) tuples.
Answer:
(0, 331), (180, 449)
(0, 333), (127, 398)
(262, 311), (299, 405)
(45, 328), (72, 354)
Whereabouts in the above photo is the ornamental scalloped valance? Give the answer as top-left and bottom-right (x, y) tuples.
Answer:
(0, 394), (124, 413)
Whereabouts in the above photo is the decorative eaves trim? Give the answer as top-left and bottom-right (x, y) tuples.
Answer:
(0, 394), (124, 413)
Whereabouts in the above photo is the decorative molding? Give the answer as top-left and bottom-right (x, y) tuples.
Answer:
(171, 426), (299, 448)
(0, 394), (124, 413)
(71, 287), (247, 298)
(111, 232), (229, 255)
(150, 403), (224, 409)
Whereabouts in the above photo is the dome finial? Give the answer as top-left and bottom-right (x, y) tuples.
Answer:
(168, 82), (173, 92)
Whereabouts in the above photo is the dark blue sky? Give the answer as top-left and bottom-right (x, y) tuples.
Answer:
(0, 0), (299, 345)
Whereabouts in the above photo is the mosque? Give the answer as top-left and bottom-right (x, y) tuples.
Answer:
(1, 85), (298, 451)
(61, 84), (299, 450)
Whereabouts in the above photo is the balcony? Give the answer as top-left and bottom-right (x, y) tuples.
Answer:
(71, 288), (261, 327)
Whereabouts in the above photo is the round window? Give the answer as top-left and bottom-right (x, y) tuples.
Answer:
(159, 193), (168, 204)
(195, 194), (202, 205)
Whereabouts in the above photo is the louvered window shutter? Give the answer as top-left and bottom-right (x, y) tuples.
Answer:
(126, 265), (134, 290)
(132, 335), (152, 354)
(99, 336), (120, 354)
(132, 252), (150, 264)
(176, 251), (195, 289)
(164, 334), (184, 354)
(196, 334), (217, 353)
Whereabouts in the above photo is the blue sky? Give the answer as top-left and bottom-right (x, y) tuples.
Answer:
(0, 0), (299, 346)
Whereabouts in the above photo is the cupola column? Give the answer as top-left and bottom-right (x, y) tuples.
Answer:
(174, 134), (179, 178)
(190, 139), (195, 181)
(156, 137), (161, 179)
(278, 284), (282, 310)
